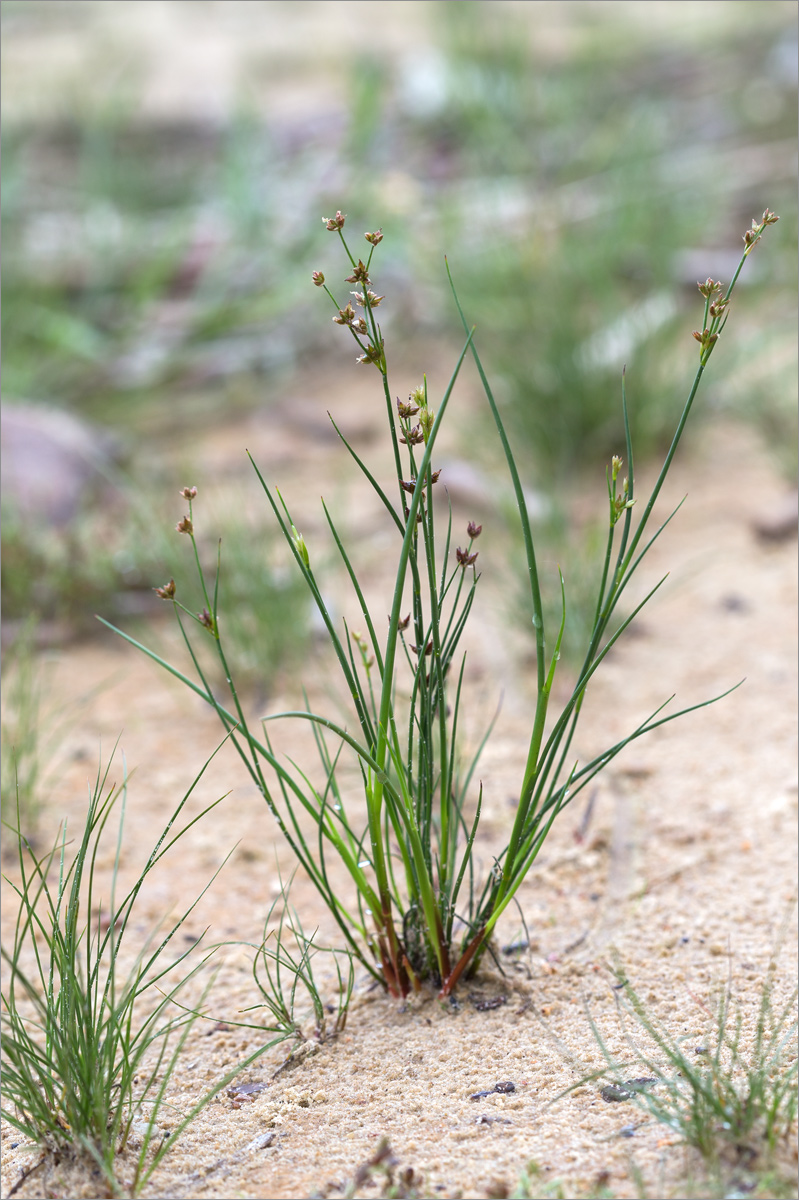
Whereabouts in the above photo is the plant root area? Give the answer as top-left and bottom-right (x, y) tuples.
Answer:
(2, 377), (797, 1199)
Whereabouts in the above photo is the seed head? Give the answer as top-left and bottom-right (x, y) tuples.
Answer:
(697, 278), (721, 298)
(345, 260), (371, 284)
(365, 229), (383, 245)
(741, 210), (778, 256)
(179, 486), (197, 500)
(612, 490), (635, 523)
(611, 455), (623, 481)
(176, 516), (193, 535)
(154, 578), (176, 600)
(312, 270), (325, 287)
(466, 521), (482, 539)
(333, 303), (356, 326)
(323, 211), (346, 231)
(198, 608), (216, 633)
(456, 547), (478, 568)
(396, 396), (420, 419)
(692, 328), (718, 351)
(352, 289), (384, 308)
(355, 339), (385, 368)
(397, 613), (411, 631)
(400, 424), (424, 445)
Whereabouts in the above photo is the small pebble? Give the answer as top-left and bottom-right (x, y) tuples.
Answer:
(469, 1080), (517, 1101)
(600, 1077), (657, 1103)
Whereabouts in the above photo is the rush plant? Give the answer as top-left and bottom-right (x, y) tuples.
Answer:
(103, 208), (778, 998)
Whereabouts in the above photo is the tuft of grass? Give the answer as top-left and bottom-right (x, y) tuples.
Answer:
(585, 938), (798, 1195)
(104, 208), (779, 1001)
(0, 740), (289, 1197)
(245, 883), (355, 1053)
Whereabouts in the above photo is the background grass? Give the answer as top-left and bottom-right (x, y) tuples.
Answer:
(2, 2), (795, 661)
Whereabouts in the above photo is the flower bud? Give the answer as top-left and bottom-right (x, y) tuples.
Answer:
(154, 578), (176, 599)
(179, 486), (197, 500)
(466, 521), (482, 539)
(323, 211), (346, 231)
(291, 524), (310, 567)
(198, 608), (215, 632)
(312, 270), (325, 287)
(365, 229), (384, 245)
(176, 516), (193, 535)
(456, 547), (478, 568)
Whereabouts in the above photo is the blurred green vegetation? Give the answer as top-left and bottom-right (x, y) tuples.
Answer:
(414, 1), (797, 475)
(1, 472), (310, 697)
(1, 0), (796, 661)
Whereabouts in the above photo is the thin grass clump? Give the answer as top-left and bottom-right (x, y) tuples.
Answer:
(104, 208), (779, 1000)
(584, 939), (798, 1197)
(243, 886), (355, 1057)
(0, 744), (289, 1198)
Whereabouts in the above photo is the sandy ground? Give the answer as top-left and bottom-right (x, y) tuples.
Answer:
(1, 354), (797, 1199)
